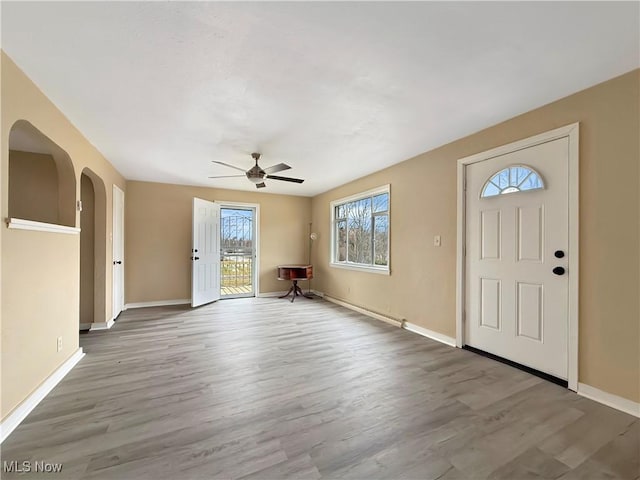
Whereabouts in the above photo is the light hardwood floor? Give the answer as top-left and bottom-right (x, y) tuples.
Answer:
(2, 298), (638, 479)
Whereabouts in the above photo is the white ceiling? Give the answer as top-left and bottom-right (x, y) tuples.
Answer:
(2, 2), (638, 197)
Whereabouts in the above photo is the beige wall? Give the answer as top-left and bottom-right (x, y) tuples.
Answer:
(125, 181), (311, 303)
(1, 52), (126, 420)
(8, 150), (59, 224)
(311, 69), (640, 403)
(80, 173), (95, 325)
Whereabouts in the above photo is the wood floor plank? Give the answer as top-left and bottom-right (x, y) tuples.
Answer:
(1, 298), (638, 479)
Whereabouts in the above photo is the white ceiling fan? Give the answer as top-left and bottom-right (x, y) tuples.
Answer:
(209, 153), (304, 189)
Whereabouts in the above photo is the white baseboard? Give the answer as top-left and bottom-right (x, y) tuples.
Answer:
(256, 291), (288, 298)
(1, 348), (85, 443)
(403, 322), (457, 347)
(79, 323), (92, 331)
(311, 290), (325, 298)
(578, 383), (640, 418)
(124, 299), (190, 310)
(323, 295), (402, 328)
(90, 318), (115, 331)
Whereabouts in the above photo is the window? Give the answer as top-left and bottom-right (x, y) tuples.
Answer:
(481, 165), (544, 198)
(331, 185), (390, 273)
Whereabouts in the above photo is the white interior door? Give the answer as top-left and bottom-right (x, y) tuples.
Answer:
(465, 138), (569, 379)
(112, 185), (125, 319)
(192, 198), (221, 307)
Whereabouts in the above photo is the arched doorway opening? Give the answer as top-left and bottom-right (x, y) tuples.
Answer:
(79, 168), (107, 331)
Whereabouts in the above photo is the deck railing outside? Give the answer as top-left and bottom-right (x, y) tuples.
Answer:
(221, 253), (253, 295)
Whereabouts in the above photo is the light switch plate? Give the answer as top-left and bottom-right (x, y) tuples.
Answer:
(434, 235), (441, 247)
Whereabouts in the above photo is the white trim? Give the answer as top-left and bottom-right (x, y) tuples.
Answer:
(403, 322), (457, 347)
(329, 184), (391, 275)
(456, 123), (580, 390)
(6, 218), (80, 234)
(79, 323), (92, 331)
(329, 262), (390, 275)
(216, 201), (261, 299)
(256, 291), (289, 298)
(124, 299), (190, 309)
(311, 289), (325, 298)
(456, 159), (465, 348)
(1, 348), (84, 443)
(566, 126), (580, 391)
(578, 383), (640, 418)
(323, 295), (402, 328)
(89, 319), (115, 331)
(112, 185), (125, 319)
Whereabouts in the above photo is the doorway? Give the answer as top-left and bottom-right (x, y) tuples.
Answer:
(80, 174), (96, 331)
(80, 169), (107, 331)
(220, 204), (258, 298)
(457, 124), (579, 390)
(112, 185), (125, 320)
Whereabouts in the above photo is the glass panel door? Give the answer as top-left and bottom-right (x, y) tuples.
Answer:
(220, 207), (255, 298)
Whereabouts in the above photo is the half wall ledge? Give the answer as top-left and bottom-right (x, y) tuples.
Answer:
(6, 218), (80, 234)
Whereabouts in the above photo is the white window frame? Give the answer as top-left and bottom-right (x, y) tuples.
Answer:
(330, 184), (390, 275)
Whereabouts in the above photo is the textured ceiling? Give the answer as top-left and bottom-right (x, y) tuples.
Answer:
(2, 2), (639, 196)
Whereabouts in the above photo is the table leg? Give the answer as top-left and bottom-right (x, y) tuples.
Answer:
(278, 283), (295, 300)
(295, 282), (313, 299)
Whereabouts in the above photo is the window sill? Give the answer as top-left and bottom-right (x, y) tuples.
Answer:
(6, 218), (80, 235)
(330, 262), (390, 275)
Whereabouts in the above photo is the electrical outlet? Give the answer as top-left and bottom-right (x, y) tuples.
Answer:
(57, 336), (63, 352)
(434, 235), (441, 247)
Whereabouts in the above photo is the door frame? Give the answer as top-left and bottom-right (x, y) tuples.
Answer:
(456, 123), (580, 391)
(218, 201), (260, 298)
(112, 184), (125, 321)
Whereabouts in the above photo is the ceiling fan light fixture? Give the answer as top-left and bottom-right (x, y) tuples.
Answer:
(247, 175), (265, 184)
(212, 152), (305, 188)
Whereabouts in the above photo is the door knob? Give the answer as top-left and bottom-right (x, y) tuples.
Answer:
(552, 266), (565, 275)
(554, 250), (565, 258)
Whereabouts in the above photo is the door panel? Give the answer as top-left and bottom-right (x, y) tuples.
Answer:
(516, 282), (543, 341)
(517, 206), (544, 262)
(480, 278), (501, 330)
(465, 138), (569, 379)
(480, 210), (501, 260)
(191, 198), (220, 307)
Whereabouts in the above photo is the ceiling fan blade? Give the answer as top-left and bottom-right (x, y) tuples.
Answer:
(256, 182), (266, 189)
(266, 175), (304, 184)
(212, 160), (246, 173)
(208, 175), (245, 178)
(263, 163), (291, 174)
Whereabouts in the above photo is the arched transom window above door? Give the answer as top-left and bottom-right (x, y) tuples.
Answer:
(480, 165), (545, 198)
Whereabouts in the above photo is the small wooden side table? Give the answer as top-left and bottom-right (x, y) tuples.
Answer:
(277, 265), (313, 302)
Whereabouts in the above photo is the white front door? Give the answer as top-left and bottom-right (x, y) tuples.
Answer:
(465, 137), (569, 379)
(112, 185), (125, 319)
(191, 198), (221, 307)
